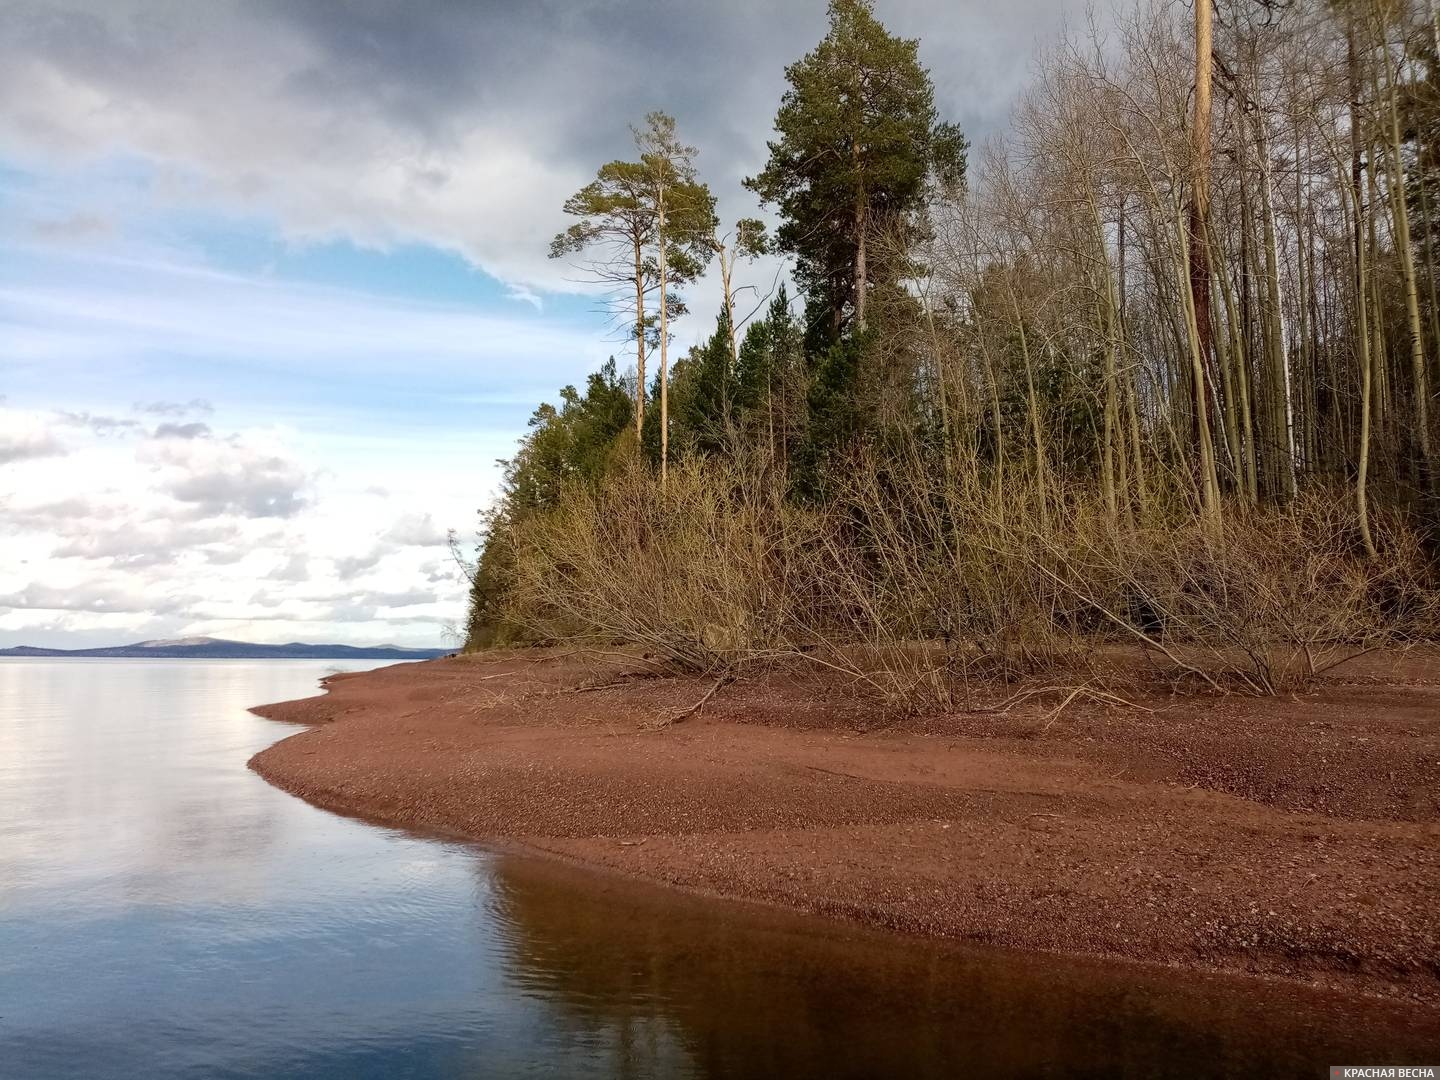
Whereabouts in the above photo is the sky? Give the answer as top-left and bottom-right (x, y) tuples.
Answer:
(0, 0), (1089, 649)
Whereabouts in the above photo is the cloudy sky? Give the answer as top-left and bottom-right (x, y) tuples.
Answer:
(0, 0), (1087, 649)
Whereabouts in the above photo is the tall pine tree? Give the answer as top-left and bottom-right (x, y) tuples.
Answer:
(745, 0), (966, 346)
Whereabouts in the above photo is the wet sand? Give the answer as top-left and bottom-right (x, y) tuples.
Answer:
(248, 648), (1440, 1007)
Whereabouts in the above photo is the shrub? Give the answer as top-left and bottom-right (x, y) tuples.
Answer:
(488, 444), (1437, 708)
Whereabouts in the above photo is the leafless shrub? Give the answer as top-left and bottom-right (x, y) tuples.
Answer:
(500, 444), (1435, 709)
(503, 455), (833, 673)
(1027, 492), (1432, 693)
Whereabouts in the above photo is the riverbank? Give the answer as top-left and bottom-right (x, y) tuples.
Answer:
(249, 648), (1440, 1006)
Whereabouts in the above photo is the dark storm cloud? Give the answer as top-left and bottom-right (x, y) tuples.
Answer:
(261, 0), (1089, 163)
(1, 0), (1093, 288)
(260, 0), (817, 169)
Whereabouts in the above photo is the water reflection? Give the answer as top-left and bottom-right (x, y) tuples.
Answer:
(0, 658), (1433, 1080)
(484, 856), (1436, 1079)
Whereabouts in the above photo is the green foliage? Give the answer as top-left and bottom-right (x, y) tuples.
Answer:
(505, 358), (634, 513)
(550, 160), (655, 348)
(550, 161), (652, 263)
(730, 217), (770, 261)
(653, 288), (808, 468)
(464, 0), (1440, 680)
(464, 511), (521, 648)
(745, 0), (966, 344)
(734, 285), (802, 416)
(550, 112), (719, 418)
(791, 333), (870, 499)
(464, 360), (633, 648)
(634, 111), (718, 279)
(670, 308), (736, 458)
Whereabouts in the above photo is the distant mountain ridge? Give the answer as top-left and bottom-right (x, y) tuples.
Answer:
(0, 636), (450, 660)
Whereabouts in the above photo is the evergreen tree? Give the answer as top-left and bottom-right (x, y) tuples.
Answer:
(464, 358), (633, 647)
(634, 111), (718, 482)
(505, 357), (634, 513)
(670, 308), (737, 459)
(745, 0), (966, 345)
(552, 121), (714, 443)
(550, 163), (657, 439)
(734, 285), (806, 467)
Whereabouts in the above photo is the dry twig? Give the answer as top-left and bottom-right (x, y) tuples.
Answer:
(651, 672), (735, 727)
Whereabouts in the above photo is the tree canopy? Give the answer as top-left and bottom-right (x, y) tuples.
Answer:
(745, 0), (966, 344)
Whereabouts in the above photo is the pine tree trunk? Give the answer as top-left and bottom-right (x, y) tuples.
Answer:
(721, 247), (739, 371)
(1352, 147), (1379, 557)
(854, 198), (868, 332)
(658, 193), (670, 487)
(1009, 285), (1050, 528)
(1216, 240), (1258, 503)
(1177, 196), (1223, 525)
(633, 237), (647, 440)
(1092, 202), (1120, 519)
(853, 132), (868, 332)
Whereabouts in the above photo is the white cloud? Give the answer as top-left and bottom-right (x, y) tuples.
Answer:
(0, 0), (1096, 650)
(55, 410), (140, 435)
(0, 252), (611, 394)
(135, 398), (213, 417)
(51, 519), (237, 565)
(332, 546), (389, 580)
(0, 427), (66, 464)
(143, 434), (311, 519)
(0, 0), (1093, 300)
(0, 402), (468, 648)
(267, 551), (309, 582)
(383, 512), (447, 547)
(152, 421), (210, 439)
(0, 580), (196, 615)
(31, 211), (114, 242)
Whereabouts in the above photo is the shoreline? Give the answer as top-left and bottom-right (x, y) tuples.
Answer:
(248, 649), (1440, 1008)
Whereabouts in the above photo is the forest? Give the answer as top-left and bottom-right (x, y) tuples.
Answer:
(463, 0), (1440, 707)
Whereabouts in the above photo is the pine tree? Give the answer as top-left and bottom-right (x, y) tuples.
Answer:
(745, 0), (966, 346)
(550, 163), (657, 440)
(634, 111), (717, 483)
(670, 308), (737, 458)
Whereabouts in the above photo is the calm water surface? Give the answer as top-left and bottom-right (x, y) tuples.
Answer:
(0, 658), (1434, 1079)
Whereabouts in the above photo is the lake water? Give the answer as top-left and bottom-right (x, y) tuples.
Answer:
(0, 658), (1434, 1079)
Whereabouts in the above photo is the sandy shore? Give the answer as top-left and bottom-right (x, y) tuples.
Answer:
(249, 648), (1440, 1005)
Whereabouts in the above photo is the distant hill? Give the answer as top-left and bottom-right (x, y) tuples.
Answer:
(0, 637), (451, 660)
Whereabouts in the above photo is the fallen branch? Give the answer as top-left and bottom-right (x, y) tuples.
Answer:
(581, 648), (673, 672)
(975, 682), (1154, 729)
(565, 668), (668, 695)
(1039, 686), (1086, 732)
(976, 685), (1071, 715)
(567, 680), (632, 694)
(651, 672), (735, 727)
